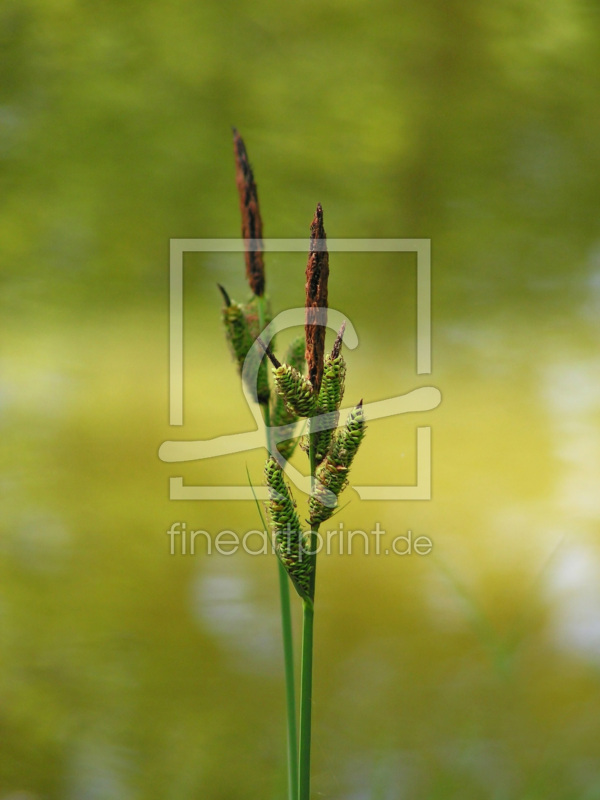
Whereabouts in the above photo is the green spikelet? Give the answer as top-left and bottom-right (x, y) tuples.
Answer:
(265, 457), (313, 599)
(272, 364), (317, 418)
(313, 351), (346, 464)
(271, 337), (306, 460)
(222, 300), (254, 372)
(309, 402), (366, 526)
(221, 292), (270, 404)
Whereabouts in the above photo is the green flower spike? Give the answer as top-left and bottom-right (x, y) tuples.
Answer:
(219, 284), (270, 404)
(220, 284), (253, 368)
(265, 457), (313, 600)
(309, 400), (366, 526)
(274, 365), (317, 418)
(262, 343), (317, 419)
(271, 336), (306, 460)
(313, 322), (347, 465)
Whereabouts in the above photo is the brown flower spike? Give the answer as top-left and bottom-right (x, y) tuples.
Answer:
(233, 128), (265, 297)
(305, 203), (329, 394)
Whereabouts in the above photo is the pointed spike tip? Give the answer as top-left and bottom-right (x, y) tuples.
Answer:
(305, 203), (329, 392)
(217, 283), (231, 306)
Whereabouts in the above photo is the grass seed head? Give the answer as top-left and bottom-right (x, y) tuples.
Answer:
(305, 203), (329, 394)
(233, 128), (265, 297)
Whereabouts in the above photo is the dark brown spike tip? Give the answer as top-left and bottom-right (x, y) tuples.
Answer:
(357, 399), (363, 409)
(331, 321), (346, 359)
(305, 203), (329, 393)
(233, 129), (265, 297)
(217, 283), (231, 307)
(257, 337), (281, 369)
(310, 203), (326, 252)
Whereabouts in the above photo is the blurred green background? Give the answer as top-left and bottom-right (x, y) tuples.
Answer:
(2, 0), (600, 797)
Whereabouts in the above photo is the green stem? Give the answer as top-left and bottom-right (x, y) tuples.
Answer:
(299, 595), (314, 800)
(257, 294), (298, 800)
(299, 428), (319, 800)
(278, 560), (299, 800)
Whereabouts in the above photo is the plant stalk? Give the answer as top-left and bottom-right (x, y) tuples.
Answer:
(257, 295), (298, 800)
(278, 560), (299, 800)
(298, 429), (319, 800)
(299, 595), (315, 800)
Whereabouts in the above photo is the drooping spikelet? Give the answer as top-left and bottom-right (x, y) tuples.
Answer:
(271, 336), (306, 460)
(272, 363), (317, 418)
(221, 293), (253, 371)
(313, 323), (346, 465)
(265, 458), (313, 600)
(220, 286), (269, 404)
(309, 401), (366, 526)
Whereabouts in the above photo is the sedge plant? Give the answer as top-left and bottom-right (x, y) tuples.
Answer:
(220, 131), (366, 800)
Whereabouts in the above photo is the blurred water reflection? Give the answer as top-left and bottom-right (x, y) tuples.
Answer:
(546, 545), (600, 661)
(193, 566), (280, 674)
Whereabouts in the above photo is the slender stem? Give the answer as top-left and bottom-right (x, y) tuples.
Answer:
(299, 596), (314, 800)
(278, 560), (299, 800)
(257, 294), (298, 800)
(298, 428), (319, 800)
